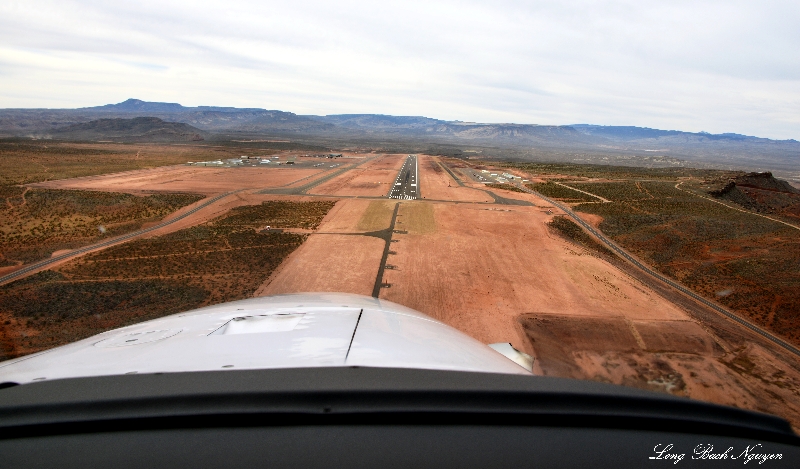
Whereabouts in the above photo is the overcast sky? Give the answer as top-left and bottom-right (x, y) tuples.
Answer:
(1, 0), (799, 139)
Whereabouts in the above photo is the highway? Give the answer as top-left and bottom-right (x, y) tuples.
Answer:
(515, 183), (800, 358)
(389, 155), (419, 200)
(0, 190), (242, 286)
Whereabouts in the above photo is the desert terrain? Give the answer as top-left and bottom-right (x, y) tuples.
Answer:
(309, 153), (405, 197)
(1, 144), (799, 428)
(256, 156), (800, 425)
(29, 165), (326, 195)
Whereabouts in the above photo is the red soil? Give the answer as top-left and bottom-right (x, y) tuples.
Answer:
(575, 212), (604, 228)
(419, 156), (493, 202)
(254, 199), (387, 297)
(10, 149), (800, 428)
(380, 202), (689, 355)
(310, 154), (406, 197)
(304, 199), (384, 233)
(255, 234), (383, 298)
(29, 165), (325, 195)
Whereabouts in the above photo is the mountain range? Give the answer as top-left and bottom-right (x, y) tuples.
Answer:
(1, 99), (797, 175)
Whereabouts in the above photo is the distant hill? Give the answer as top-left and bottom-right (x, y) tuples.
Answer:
(79, 99), (332, 133)
(570, 124), (794, 143)
(83, 98), (266, 114)
(53, 117), (206, 142)
(0, 99), (332, 136)
(310, 114), (446, 131)
(85, 99), (187, 113)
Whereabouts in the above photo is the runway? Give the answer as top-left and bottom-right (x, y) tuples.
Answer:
(388, 155), (418, 200)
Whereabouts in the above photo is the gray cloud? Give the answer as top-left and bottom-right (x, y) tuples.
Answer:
(0, 0), (798, 139)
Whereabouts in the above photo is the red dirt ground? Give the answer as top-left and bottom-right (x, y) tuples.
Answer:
(255, 199), (386, 297)
(281, 157), (368, 189)
(29, 165), (325, 195)
(576, 212), (604, 228)
(302, 199), (388, 233)
(252, 197), (692, 352)
(310, 154), (406, 197)
(419, 156), (493, 202)
(380, 202), (689, 354)
(251, 193), (800, 428)
(9, 148), (800, 428)
(255, 234), (384, 298)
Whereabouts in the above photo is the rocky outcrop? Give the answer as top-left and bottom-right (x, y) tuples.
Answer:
(709, 172), (800, 218)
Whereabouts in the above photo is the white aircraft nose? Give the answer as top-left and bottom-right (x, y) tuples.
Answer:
(0, 294), (532, 384)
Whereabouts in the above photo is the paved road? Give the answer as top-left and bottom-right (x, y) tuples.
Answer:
(389, 155), (418, 200)
(516, 182), (800, 358)
(0, 190), (242, 287)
